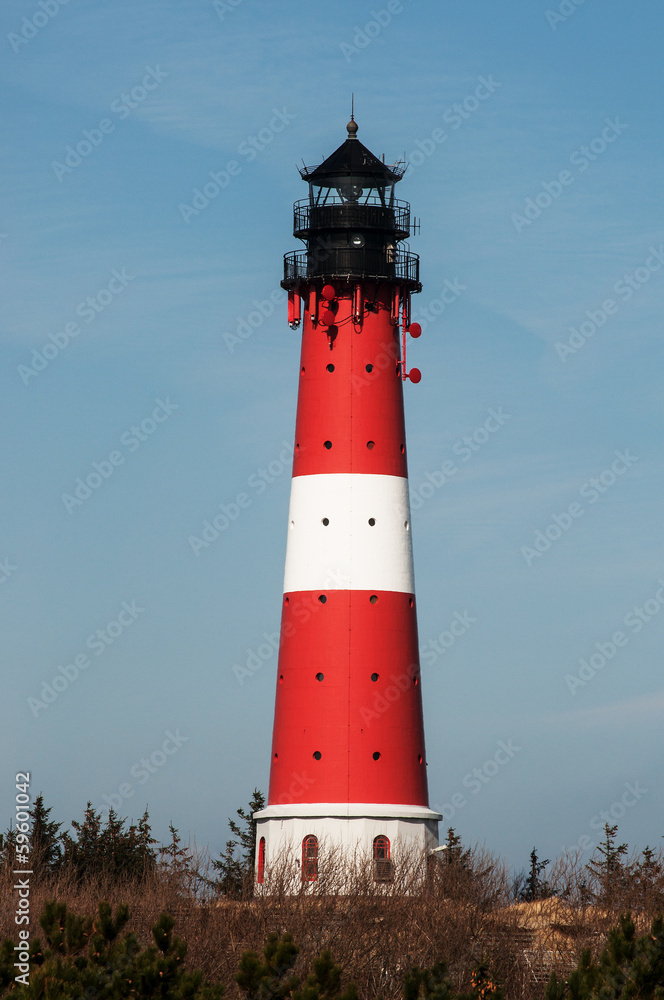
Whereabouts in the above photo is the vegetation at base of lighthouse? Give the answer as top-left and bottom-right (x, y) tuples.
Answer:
(3, 792), (664, 999)
(2, 902), (664, 1000)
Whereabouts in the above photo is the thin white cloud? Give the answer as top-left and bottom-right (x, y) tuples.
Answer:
(553, 690), (664, 731)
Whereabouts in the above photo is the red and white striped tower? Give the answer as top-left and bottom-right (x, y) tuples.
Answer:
(254, 118), (440, 886)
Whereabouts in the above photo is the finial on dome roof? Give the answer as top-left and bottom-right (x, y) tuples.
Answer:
(347, 94), (358, 139)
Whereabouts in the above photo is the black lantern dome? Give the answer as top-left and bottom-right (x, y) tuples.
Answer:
(282, 119), (420, 291)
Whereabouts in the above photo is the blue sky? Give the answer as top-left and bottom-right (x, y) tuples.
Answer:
(1, 0), (663, 875)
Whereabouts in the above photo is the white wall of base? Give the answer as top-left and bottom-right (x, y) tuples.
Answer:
(254, 803), (441, 892)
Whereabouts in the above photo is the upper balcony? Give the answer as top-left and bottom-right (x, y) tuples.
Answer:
(282, 248), (421, 292)
(293, 196), (412, 241)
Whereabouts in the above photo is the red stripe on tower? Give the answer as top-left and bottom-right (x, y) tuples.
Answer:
(254, 116), (440, 889)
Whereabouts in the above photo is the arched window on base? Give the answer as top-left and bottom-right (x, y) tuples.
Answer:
(373, 835), (393, 882)
(302, 835), (318, 882)
(257, 837), (265, 884)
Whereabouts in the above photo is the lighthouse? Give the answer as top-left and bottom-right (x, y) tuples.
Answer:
(254, 117), (441, 887)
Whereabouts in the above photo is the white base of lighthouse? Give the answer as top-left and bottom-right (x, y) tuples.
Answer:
(254, 803), (441, 892)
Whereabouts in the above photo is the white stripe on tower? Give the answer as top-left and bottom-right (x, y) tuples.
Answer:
(283, 473), (414, 594)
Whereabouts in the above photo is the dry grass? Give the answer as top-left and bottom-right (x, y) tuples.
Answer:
(1, 846), (662, 1000)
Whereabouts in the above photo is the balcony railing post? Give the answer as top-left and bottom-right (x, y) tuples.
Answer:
(283, 249), (419, 288)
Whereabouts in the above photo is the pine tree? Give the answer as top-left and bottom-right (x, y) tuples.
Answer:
(130, 807), (158, 880)
(585, 823), (629, 906)
(0, 827), (17, 878)
(213, 840), (246, 898)
(237, 933), (359, 1000)
(403, 959), (503, 1000)
(159, 822), (190, 883)
(103, 808), (130, 876)
(212, 789), (265, 897)
(443, 828), (471, 869)
(404, 961), (456, 1000)
(61, 802), (157, 883)
(520, 847), (551, 902)
(229, 788), (265, 871)
(236, 932), (299, 1000)
(158, 822), (208, 897)
(434, 828), (475, 901)
(134, 911), (224, 999)
(61, 800), (103, 878)
(29, 793), (63, 875)
(634, 845), (664, 913)
(0, 900), (225, 999)
(544, 912), (664, 999)
(293, 951), (358, 1000)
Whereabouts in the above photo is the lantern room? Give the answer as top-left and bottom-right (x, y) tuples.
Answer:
(283, 117), (421, 289)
